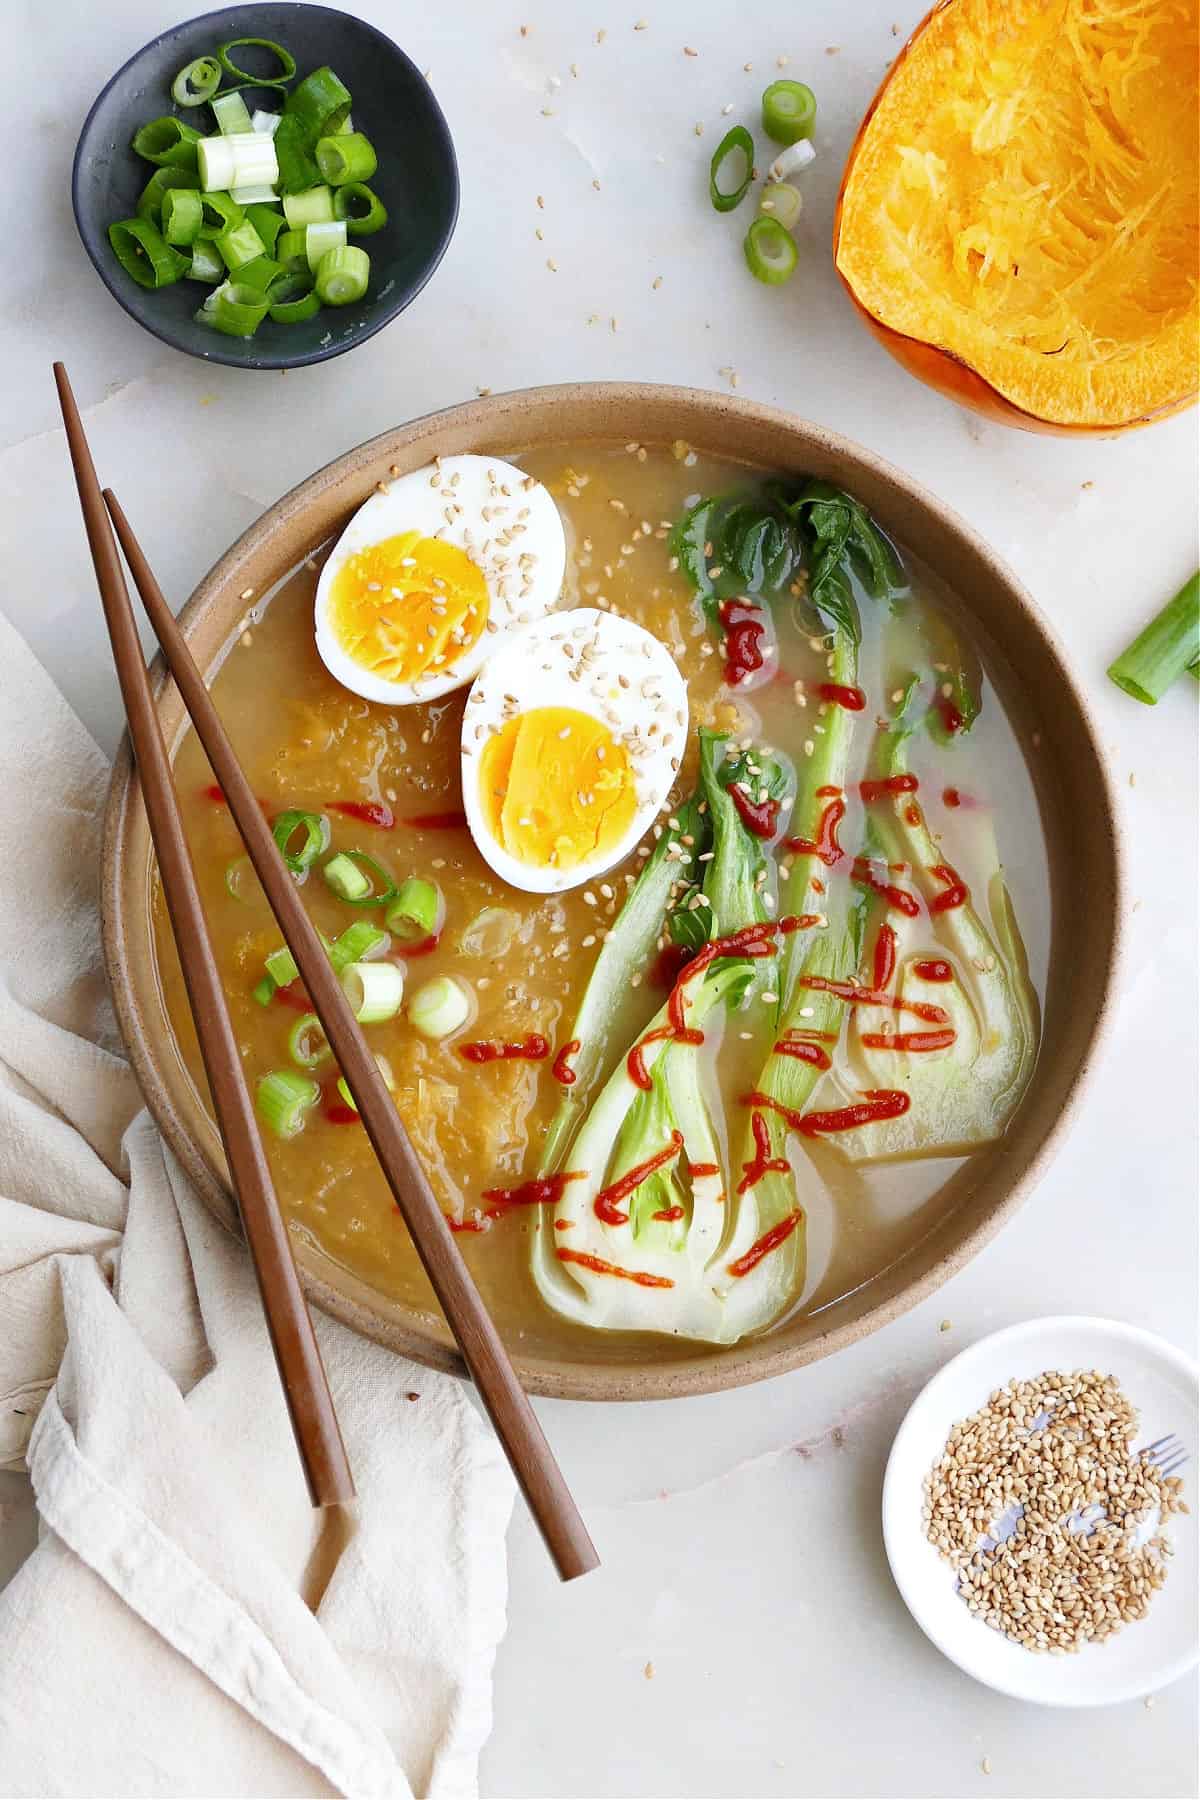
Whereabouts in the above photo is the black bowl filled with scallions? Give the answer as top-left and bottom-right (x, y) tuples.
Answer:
(72, 3), (458, 368)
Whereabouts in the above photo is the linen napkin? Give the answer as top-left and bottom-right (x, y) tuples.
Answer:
(0, 607), (514, 1799)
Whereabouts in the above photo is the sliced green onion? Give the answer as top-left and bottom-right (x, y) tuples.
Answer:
(316, 131), (378, 185)
(758, 180), (802, 230)
(231, 183), (280, 206)
(162, 187), (203, 246)
(252, 974), (277, 1006)
(108, 218), (189, 289)
(407, 975), (471, 1041)
(274, 226), (308, 272)
(224, 854), (254, 898)
(307, 221), (348, 273)
(284, 185), (335, 228)
(196, 280), (270, 336)
(1108, 571), (1200, 705)
(215, 217), (266, 270)
(267, 273), (321, 322)
(186, 239), (225, 281)
(230, 254), (283, 296)
(135, 167), (201, 223)
(337, 114), (354, 134)
(335, 1055), (395, 1112)
(198, 132), (279, 193)
(132, 116), (202, 169)
(287, 66), (352, 139)
(743, 215), (798, 285)
(272, 808), (330, 872)
(172, 55), (222, 107)
(315, 244), (369, 304)
(288, 1013), (332, 1069)
(244, 203), (285, 252)
(341, 960), (405, 1023)
(212, 90), (255, 137)
(761, 79), (817, 146)
(767, 138), (816, 183)
(251, 109), (283, 136)
(709, 125), (754, 213)
(265, 944), (300, 988)
(197, 191), (244, 236)
(217, 36), (298, 85)
(332, 182), (387, 236)
(272, 112), (320, 194)
(255, 1068), (319, 1138)
(384, 877), (441, 942)
(323, 849), (395, 905)
(328, 920), (390, 973)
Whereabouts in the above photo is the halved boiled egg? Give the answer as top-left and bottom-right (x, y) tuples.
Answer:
(461, 608), (689, 894)
(314, 454), (566, 705)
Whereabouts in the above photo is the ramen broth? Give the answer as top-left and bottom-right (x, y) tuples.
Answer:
(152, 443), (1049, 1360)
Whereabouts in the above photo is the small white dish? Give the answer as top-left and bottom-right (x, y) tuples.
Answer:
(882, 1316), (1198, 1706)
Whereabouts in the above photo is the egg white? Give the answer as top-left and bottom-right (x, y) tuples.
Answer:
(461, 608), (689, 895)
(314, 454), (566, 706)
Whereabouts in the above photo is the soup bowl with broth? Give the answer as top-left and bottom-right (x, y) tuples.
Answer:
(102, 386), (1121, 1399)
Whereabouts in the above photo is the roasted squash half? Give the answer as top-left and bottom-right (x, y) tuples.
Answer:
(834, 0), (1199, 434)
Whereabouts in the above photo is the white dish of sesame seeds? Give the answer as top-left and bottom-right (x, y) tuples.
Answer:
(883, 1316), (1198, 1706)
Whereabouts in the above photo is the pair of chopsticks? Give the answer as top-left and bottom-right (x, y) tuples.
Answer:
(54, 362), (598, 1583)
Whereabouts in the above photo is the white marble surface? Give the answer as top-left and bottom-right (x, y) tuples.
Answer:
(4, 0), (1198, 1794)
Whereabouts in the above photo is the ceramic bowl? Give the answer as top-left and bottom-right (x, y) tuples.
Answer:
(101, 383), (1124, 1399)
(883, 1317), (1198, 1704)
(72, 3), (458, 370)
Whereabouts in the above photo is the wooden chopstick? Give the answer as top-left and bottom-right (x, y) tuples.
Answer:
(53, 362), (354, 1511)
(96, 458), (599, 1584)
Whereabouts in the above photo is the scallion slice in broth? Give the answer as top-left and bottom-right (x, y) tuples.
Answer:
(255, 1068), (319, 1138)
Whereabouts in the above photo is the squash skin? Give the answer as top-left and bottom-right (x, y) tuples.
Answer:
(833, 0), (1199, 437)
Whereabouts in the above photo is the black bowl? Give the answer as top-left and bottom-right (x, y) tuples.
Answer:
(72, 3), (458, 369)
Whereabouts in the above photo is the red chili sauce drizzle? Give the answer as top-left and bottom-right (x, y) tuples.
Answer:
(784, 791), (845, 867)
(935, 696), (963, 736)
(851, 857), (921, 918)
(627, 919), (781, 1090)
(913, 958), (954, 982)
(273, 982), (312, 1012)
(800, 974), (950, 1026)
(815, 682), (866, 712)
(556, 1247), (675, 1288)
(727, 1209), (804, 1278)
(202, 783), (271, 812)
(402, 809), (468, 831)
(688, 1161), (721, 1178)
(480, 1170), (584, 1213)
(798, 1090), (911, 1137)
(552, 1039), (581, 1085)
(872, 922), (897, 990)
(772, 1037), (832, 1070)
(718, 599), (767, 686)
(324, 1103), (360, 1125)
(929, 863), (970, 913)
(860, 1028), (957, 1053)
(649, 942), (694, 989)
(736, 1111), (791, 1195)
(904, 805), (922, 825)
(741, 1090), (805, 1131)
(400, 933), (441, 958)
(459, 1033), (550, 1065)
(594, 1131), (685, 1226)
(329, 799), (395, 829)
(859, 773), (919, 803)
(943, 787), (962, 808)
(729, 785), (781, 839)
(652, 1205), (685, 1223)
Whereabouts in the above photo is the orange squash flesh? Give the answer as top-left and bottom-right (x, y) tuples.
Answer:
(834, 0), (1199, 435)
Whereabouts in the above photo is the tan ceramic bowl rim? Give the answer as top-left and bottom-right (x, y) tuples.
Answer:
(101, 381), (1125, 1400)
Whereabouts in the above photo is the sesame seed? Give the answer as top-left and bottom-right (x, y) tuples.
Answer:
(684, 44), (698, 55)
(239, 586), (255, 601)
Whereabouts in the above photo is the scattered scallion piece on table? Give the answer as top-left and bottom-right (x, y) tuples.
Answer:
(172, 56), (223, 107)
(332, 182), (387, 235)
(211, 90), (254, 136)
(108, 218), (189, 288)
(255, 1068), (319, 1138)
(1107, 570), (1200, 705)
(306, 220), (348, 271)
(341, 960), (405, 1023)
(132, 116), (202, 169)
(407, 975), (471, 1040)
(758, 180), (802, 230)
(767, 138), (816, 183)
(316, 130), (378, 185)
(315, 244), (369, 304)
(743, 215), (798, 284)
(384, 877), (441, 941)
(709, 124), (755, 213)
(761, 79), (817, 145)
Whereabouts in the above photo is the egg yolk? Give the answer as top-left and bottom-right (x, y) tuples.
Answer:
(478, 707), (638, 870)
(328, 532), (488, 686)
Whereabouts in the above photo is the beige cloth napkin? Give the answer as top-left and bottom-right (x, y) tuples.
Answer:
(0, 610), (514, 1799)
